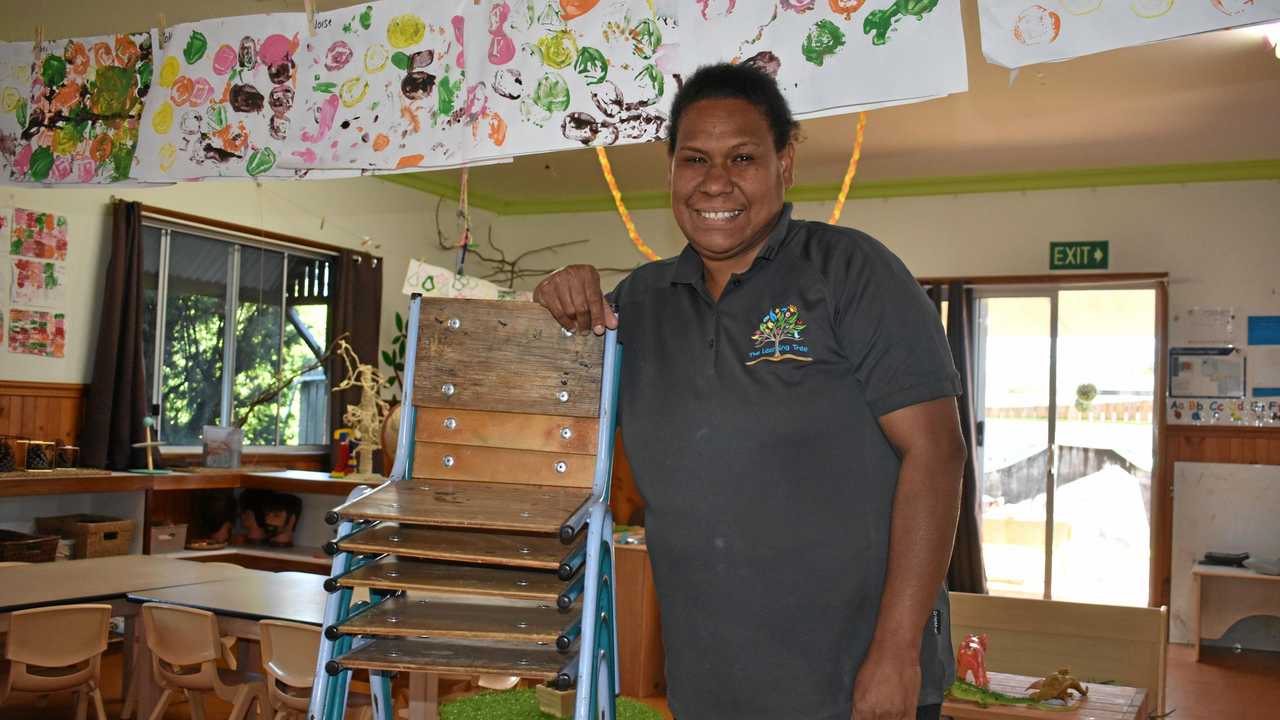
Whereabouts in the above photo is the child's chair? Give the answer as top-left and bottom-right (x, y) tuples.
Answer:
(0, 603), (111, 720)
(141, 602), (268, 720)
(259, 619), (372, 720)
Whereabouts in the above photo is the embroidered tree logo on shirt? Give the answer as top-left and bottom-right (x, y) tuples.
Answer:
(747, 305), (813, 365)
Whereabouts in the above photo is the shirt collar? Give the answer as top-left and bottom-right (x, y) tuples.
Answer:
(670, 203), (795, 286)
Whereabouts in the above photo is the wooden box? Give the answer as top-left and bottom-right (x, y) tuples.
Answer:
(615, 543), (666, 697)
(0, 529), (59, 563)
(148, 523), (188, 554)
(535, 683), (575, 718)
(37, 514), (135, 558)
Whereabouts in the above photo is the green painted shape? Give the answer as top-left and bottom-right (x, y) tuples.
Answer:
(41, 54), (66, 89)
(246, 147), (277, 176)
(28, 146), (54, 181)
(574, 46), (608, 85)
(437, 74), (462, 118)
(90, 65), (134, 116)
(391, 51), (410, 71)
(1050, 240), (1108, 270)
(110, 137), (135, 181)
(946, 680), (1050, 709)
(802, 19), (846, 66)
(184, 30), (208, 65)
(378, 159), (1280, 215)
(16, 98), (27, 128)
(360, 5), (374, 30)
(313, 81), (338, 93)
(531, 72), (570, 112)
(634, 64), (663, 105)
(864, 0), (939, 46)
(137, 60), (153, 92)
(440, 688), (660, 719)
(630, 18), (662, 59)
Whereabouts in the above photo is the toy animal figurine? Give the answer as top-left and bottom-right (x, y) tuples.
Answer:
(1027, 667), (1089, 703)
(330, 428), (354, 478)
(956, 633), (990, 689)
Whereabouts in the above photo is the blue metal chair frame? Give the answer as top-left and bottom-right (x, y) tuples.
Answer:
(310, 295), (622, 720)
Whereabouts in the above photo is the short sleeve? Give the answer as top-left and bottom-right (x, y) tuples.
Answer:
(834, 236), (961, 418)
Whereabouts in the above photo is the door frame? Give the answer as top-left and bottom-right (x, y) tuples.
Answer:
(922, 272), (1169, 607)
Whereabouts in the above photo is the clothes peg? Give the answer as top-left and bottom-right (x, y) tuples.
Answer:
(304, 0), (317, 37)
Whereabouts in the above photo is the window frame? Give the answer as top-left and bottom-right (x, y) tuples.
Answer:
(143, 214), (336, 450)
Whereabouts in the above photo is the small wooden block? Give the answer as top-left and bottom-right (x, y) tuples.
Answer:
(338, 637), (566, 680)
(338, 559), (566, 603)
(414, 298), (604, 418)
(336, 481), (592, 534)
(416, 408), (599, 456)
(338, 594), (576, 643)
(536, 683), (576, 718)
(338, 523), (582, 571)
(413, 442), (594, 489)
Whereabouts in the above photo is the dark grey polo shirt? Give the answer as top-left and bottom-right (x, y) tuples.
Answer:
(611, 204), (961, 720)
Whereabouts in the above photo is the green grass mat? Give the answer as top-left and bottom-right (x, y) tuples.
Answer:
(441, 689), (662, 720)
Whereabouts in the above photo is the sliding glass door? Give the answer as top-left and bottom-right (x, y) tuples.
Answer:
(975, 286), (1156, 605)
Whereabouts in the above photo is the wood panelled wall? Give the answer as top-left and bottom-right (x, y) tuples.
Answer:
(0, 381), (86, 445)
(1153, 425), (1280, 607)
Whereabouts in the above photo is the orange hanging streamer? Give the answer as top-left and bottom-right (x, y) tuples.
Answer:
(596, 146), (661, 262)
(598, 113), (868, 262)
(828, 112), (866, 225)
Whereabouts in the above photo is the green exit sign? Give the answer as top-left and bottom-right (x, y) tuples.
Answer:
(1051, 241), (1109, 271)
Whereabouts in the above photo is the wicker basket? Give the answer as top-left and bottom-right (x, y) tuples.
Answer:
(0, 529), (59, 563)
(36, 514), (135, 558)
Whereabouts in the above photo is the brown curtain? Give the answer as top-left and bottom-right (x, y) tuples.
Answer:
(926, 283), (988, 594)
(329, 249), (383, 470)
(82, 201), (150, 470)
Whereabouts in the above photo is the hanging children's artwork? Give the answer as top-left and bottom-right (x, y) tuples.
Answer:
(980, 0), (1280, 68)
(0, 43), (34, 178)
(679, 0), (968, 118)
(10, 208), (69, 261)
(278, 0), (474, 172)
(10, 258), (66, 308)
(135, 14), (312, 180)
(8, 308), (65, 358)
(459, 0), (681, 163)
(10, 32), (155, 183)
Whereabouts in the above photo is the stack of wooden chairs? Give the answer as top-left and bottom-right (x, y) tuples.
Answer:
(309, 296), (622, 720)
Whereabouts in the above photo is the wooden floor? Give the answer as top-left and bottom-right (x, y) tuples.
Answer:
(5, 643), (1277, 719)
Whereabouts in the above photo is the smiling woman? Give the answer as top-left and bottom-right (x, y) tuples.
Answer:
(531, 62), (966, 720)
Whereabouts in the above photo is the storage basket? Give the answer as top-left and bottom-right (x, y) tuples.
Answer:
(36, 514), (135, 558)
(148, 523), (188, 554)
(0, 529), (59, 563)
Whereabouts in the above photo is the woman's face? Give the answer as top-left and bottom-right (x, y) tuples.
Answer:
(669, 97), (795, 265)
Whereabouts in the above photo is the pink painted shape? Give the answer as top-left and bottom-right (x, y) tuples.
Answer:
(50, 155), (73, 181)
(487, 3), (516, 65)
(191, 77), (215, 105)
(301, 94), (340, 144)
(696, 0), (736, 21)
(13, 143), (32, 176)
(452, 15), (466, 69)
(779, 0), (815, 13)
(292, 148), (318, 164)
(212, 44), (237, 75)
(74, 157), (96, 183)
(259, 34), (293, 66)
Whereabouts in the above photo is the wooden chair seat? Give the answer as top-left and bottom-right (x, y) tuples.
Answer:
(338, 559), (566, 603)
(337, 523), (583, 571)
(337, 594), (576, 644)
(335, 481), (591, 534)
(338, 637), (566, 680)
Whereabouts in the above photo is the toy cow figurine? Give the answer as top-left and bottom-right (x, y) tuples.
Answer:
(956, 633), (990, 689)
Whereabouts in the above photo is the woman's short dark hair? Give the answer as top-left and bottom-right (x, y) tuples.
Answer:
(666, 62), (799, 155)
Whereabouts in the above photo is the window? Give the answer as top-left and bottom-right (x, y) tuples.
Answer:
(141, 221), (334, 447)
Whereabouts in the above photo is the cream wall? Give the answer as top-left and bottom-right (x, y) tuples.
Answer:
(494, 181), (1280, 333)
(0, 178), (486, 385)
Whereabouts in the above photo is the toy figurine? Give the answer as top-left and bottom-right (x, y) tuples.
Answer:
(331, 428), (354, 478)
(956, 633), (990, 689)
(332, 340), (390, 477)
(1027, 667), (1089, 703)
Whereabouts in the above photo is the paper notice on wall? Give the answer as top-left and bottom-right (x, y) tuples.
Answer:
(1173, 306), (1236, 346)
(402, 258), (531, 301)
(1169, 346), (1245, 399)
(1248, 316), (1280, 398)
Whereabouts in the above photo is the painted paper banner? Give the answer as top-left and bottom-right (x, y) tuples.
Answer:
(278, 0), (475, 171)
(135, 14), (314, 180)
(11, 258), (67, 308)
(402, 258), (532, 300)
(9, 32), (155, 183)
(460, 0), (680, 162)
(8, 308), (65, 358)
(679, 0), (967, 119)
(10, 208), (69, 261)
(0, 43), (34, 178)
(979, 0), (1280, 68)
